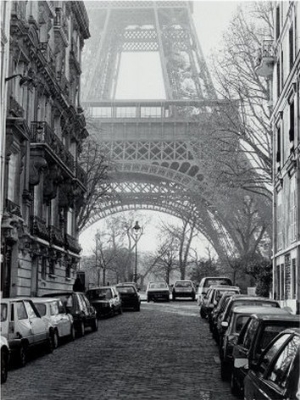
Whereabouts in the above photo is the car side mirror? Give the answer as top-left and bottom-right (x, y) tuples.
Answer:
(221, 321), (228, 328)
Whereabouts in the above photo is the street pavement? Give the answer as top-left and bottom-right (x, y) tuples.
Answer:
(2, 301), (235, 400)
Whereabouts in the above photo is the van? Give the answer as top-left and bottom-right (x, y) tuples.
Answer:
(197, 276), (232, 305)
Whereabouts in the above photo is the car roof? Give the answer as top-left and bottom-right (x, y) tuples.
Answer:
(174, 280), (193, 282)
(31, 297), (61, 303)
(249, 312), (299, 322)
(86, 286), (114, 290)
(41, 292), (78, 296)
(210, 285), (239, 290)
(280, 328), (300, 335)
(116, 282), (137, 287)
(232, 306), (289, 315)
(1, 297), (36, 302)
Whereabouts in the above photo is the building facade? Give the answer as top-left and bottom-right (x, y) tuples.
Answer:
(1, 1), (90, 297)
(258, 1), (300, 313)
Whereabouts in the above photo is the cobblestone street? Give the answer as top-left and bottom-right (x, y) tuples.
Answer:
(2, 301), (235, 400)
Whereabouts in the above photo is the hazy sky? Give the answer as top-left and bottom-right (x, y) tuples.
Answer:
(79, 1), (240, 256)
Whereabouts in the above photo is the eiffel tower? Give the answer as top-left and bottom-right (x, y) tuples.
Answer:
(81, 1), (239, 261)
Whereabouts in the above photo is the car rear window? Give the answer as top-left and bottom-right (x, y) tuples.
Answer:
(34, 303), (47, 317)
(87, 288), (111, 300)
(204, 278), (232, 287)
(117, 287), (135, 293)
(149, 283), (168, 289)
(175, 281), (192, 287)
(1, 304), (7, 322)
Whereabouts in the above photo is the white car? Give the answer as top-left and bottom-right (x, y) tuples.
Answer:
(31, 298), (75, 348)
(1, 298), (53, 367)
(146, 282), (170, 302)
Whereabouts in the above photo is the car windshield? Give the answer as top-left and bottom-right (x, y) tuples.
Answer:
(175, 281), (192, 287)
(235, 315), (251, 333)
(205, 278), (232, 287)
(87, 288), (111, 300)
(1, 304), (7, 322)
(149, 283), (167, 289)
(117, 287), (135, 294)
(34, 303), (47, 317)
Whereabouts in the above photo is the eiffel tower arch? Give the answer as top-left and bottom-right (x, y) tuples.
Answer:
(81, 1), (240, 261)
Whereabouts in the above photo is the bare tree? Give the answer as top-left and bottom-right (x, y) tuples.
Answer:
(152, 237), (179, 284)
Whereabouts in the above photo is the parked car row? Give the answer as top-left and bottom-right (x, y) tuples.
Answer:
(199, 279), (300, 399)
(0, 282), (141, 383)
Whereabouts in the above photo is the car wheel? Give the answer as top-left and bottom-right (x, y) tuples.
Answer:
(1, 350), (8, 384)
(135, 303), (141, 312)
(91, 318), (98, 332)
(52, 330), (59, 349)
(147, 297), (150, 303)
(118, 307), (123, 315)
(220, 359), (230, 381)
(200, 307), (206, 319)
(18, 343), (28, 367)
(77, 321), (85, 337)
(230, 371), (240, 397)
(172, 295), (176, 301)
(70, 325), (76, 341)
(45, 336), (53, 354)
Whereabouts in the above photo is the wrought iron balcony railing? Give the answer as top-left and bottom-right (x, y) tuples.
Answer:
(65, 233), (82, 254)
(39, 42), (56, 75)
(31, 121), (75, 172)
(5, 199), (22, 218)
(49, 225), (65, 247)
(31, 216), (49, 241)
(9, 95), (24, 118)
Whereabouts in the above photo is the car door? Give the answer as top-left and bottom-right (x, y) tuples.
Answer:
(244, 333), (292, 400)
(23, 300), (47, 344)
(13, 301), (33, 343)
(256, 334), (299, 399)
(51, 301), (68, 337)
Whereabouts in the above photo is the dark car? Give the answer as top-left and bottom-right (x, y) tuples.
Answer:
(217, 295), (280, 346)
(116, 284), (141, 311)
(172, 280), (196, 301)
(244, 328), (300, 400)
(86, 286), (123, 317)
(231, 311), (300, 397)
(200, 285), (240, 319)
(210, 292), (238, 341)
(42, 292), (98, 337)
(220, 306), (290, 382)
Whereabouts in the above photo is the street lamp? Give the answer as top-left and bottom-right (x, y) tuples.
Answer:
(131, 221), (142, 283)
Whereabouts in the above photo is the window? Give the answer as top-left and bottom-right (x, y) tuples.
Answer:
(34, 303), (47, 317)
(235, 316), (250, 333)
(277, 193), (283, 251)
(116, 107), (136, 118)
(258, 334), (290, 377)
(289, 25), (294, 71)
(290, 179), (297, 242)
(267, 335), (300, 388)
(292, 259), (297, 298)
(24, 301), (38, 319)
(280, 263), (285, 300)
(50, 301), (59, 316)
(16, 302), (28, 320)
(289, 101), (295, 143)
(49, 259), (55, 276)
(1, 304), (7, 322)
(243, 320), (260, 349)
(276, 5), (280, 39)
(41, 257), (47, 280)
(66, 263), (71, 279)
(276, 126), (281, 165)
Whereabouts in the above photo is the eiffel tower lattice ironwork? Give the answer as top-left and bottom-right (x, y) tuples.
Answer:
(81, 1), (239, 261)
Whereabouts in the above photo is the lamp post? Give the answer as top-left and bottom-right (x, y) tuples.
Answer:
(131, 221), (142, 283)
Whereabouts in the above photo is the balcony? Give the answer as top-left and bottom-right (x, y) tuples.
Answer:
(31, 216), (49, 241)
(54, 8), (69, 46)
(49, 225), (65, 247)
(256, 40), (275, 78)
(9, 95), (24, 118)
(31, 121), (75, 172)
(65, 233), (82, 254)
(76, 164), (87, 186)
(5, 199), (22, 218)
(39, 42), (56, 77)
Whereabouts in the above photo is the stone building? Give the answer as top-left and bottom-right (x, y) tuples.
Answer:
(257, 1), (300, 313)
(1, 1), (90, 297)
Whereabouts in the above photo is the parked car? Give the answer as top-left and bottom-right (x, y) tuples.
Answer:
(86, 286), (122, 317)
(146, 282), (170, 302)
(31, 298), (75, 348)
(1, 298), (53, 367)
(231, 311), (300, 397)
(172, 280), (196, 301)
(116, 283), (141, 311)
(1, 335), (10, 384)
(219, 306), (290, 381)
(42, 292), (98, 336)
(244, 328), (300, 400)
(217, 295), (280, 346)
(197, 276), (233, 306)
(200, 285), (240, 319)
(210, 292), (238, 341)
